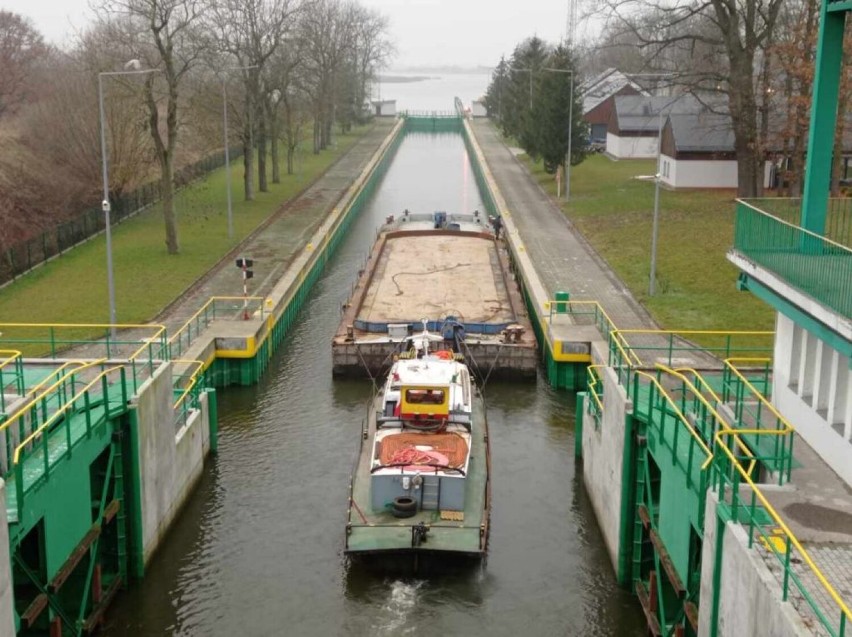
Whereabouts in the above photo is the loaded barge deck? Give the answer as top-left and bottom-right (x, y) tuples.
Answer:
(332, 212), (537, 380)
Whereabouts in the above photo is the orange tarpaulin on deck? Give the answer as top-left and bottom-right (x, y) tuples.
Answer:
(377, 432), (468, 468)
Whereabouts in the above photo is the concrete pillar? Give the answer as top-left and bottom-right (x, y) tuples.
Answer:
(0, 481), (16, 636)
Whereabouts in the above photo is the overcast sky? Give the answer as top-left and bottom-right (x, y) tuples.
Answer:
(4, 0), (576, 68)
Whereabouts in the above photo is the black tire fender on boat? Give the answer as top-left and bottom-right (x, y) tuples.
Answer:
(391, 496), (417, 518)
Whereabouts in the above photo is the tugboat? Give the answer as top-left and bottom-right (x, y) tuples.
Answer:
(345, 325), (490, 562)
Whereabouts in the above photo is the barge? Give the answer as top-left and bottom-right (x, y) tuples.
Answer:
(332, 211), (537, 380)
(345, 327), (490, 561)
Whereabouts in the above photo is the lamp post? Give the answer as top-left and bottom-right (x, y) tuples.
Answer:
(648, 90), (685, 297)
(622, 72), (679, 296)
(98, 60), (159, 336)
(222, 65), (259, 240)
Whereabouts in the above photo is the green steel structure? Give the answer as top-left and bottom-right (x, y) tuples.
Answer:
(579, 328), (850, 636)
(0, 329), (215, 636)
(802, 1), (849, 235)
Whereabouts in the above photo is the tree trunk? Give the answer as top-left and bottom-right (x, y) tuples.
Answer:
(258, 109), (268, 193)
(313, 117), (321, 154)
(243, 124), (254, 201)
(271, 109), (280, 184)
(287, 144), (294, 175)
(160, 153), (179, 253)
(728, 50), (761, 197)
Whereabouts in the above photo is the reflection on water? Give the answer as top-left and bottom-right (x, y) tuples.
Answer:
(102, 131), (645, 637)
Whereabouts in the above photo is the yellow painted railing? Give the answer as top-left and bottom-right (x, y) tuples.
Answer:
(172, 360), (206, 431)
(0, 322), (166, 359)
(722, 357), (795, 484)
(586, 365), (605, 413)
(713, 428), (852, 635)
(0, 350), (24, 413)
(657, 365), (757, 474)
(168, 296), (267, 358)
(26, 360), (91, 395)
(0, 359), (108, 437)
(12, 365), (126, 464)
(0, 350), (22, 369)
(633, 370), (714, 477)
(613, 329), (774, 369)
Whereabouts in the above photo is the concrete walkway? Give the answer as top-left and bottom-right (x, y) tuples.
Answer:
(61, 119), (395, 362)
(470, 119), (656, 331)
(471, 119), (852, 631)
(155, 119), (396, 334)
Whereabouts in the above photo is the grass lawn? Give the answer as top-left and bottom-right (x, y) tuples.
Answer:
(520, 153), (774, 332)
(0, 126), (371, 329)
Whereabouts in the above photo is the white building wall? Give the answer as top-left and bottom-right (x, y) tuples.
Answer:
(773, 313), (852, 486)
(471, 101), (487, 117)
(606, 132), (658, 158)
(660, 155), (774, 189)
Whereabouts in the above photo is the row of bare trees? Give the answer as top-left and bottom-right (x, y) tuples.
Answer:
(582, 0), (848, 198)
(0, 0), (393, 255)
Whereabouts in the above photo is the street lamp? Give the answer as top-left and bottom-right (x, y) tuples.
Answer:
(648, 91), (686, 297)
(621, 72), (680, 296)
(222, 65), (259, 240)
(98, 59), (159, 336)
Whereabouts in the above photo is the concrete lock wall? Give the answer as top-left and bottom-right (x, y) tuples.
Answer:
(0, 481), (15, 636)
(698, 491), (812, 637)
(134, 361), (211, 564)
(582, 364), (631, 572)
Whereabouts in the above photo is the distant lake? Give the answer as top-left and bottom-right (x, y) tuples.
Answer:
(372, 72), (491, 112)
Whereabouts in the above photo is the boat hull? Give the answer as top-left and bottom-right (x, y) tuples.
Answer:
(345, 394), (490, 558)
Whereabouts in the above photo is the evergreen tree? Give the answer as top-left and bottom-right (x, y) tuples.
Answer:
(530, 44), (587, 174)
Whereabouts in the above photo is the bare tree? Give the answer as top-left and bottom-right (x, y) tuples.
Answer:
(298, 0), (359, 153)
(208, 0), (299, 198)
(603, 0), (783, 197)
(100, 0), (205, 255)
(0, 11), (47, 118)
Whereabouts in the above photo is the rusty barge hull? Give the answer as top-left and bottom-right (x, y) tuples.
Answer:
(332, 223), (537, 379)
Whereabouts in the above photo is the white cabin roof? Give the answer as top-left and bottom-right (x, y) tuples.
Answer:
(392, 358), (460, 385)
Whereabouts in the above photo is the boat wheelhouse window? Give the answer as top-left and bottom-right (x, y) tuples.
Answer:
(405, 388), (445, 404)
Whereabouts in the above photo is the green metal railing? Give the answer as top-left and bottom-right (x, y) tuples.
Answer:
(631, 371), (714, 496)
(172, 361), (206, 431)
(740, 197), (852, 248)
(586, 365), (604, 429)
(0, 351), (25, 415)
(0, 360), (110, 476)
(11, 366), (129, 520)
(400, 110), (461, 119)
(712, 430), (851, 637)
(733, 201), (852, 317)
(719, 358), (794, 484)
(168, 296), (267, 358)
(0, 323), (168, 394)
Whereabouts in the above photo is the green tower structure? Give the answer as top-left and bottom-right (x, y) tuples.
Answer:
(802, 0), (849, 233)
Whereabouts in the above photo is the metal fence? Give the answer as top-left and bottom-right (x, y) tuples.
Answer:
(740, 197), (852, 248)
(734, 201), (852, 318)
(0, 146), (243, 286)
